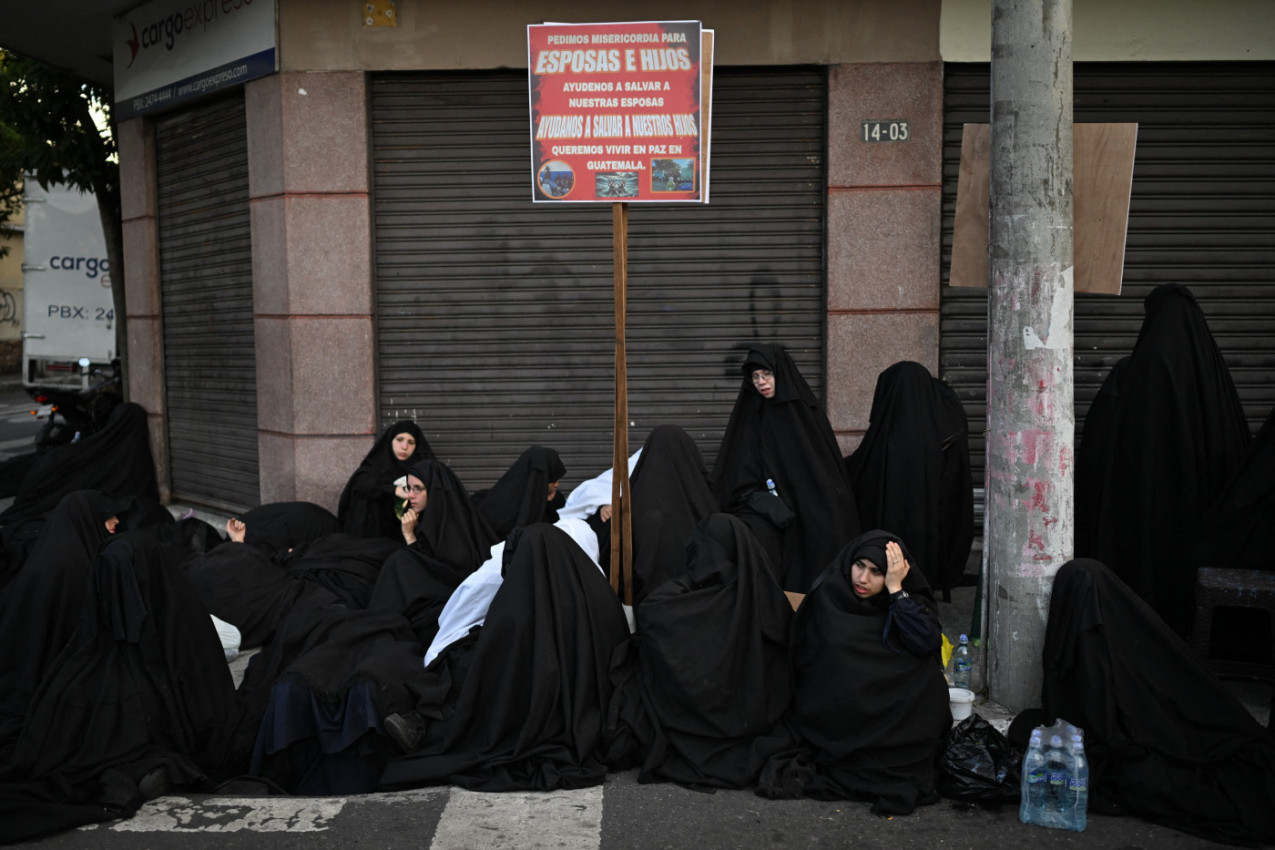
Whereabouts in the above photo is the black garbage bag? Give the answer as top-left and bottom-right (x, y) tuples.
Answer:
(937, 714), (1023, 803)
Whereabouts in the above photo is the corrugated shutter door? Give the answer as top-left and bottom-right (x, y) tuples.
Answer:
(156, 93), (260, 510)
(371, 69), (827, 488)
(942, 62), (1275, 502)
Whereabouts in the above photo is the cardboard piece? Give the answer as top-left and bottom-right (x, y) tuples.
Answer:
(950, 122), (1138, 295)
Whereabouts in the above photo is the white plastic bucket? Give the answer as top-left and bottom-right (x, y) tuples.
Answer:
(948, 687), (975, 721)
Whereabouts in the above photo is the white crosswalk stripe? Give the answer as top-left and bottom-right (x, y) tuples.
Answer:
(77, 784), (606, 847)
(0, 436), (37, 452)
(430, 787), (604, 850)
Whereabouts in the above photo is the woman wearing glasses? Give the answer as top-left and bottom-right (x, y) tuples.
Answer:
(711, 344), (860, 592)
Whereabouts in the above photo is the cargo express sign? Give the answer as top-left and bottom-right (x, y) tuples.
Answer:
(113, 0), (277, 120)
(528, 21), (709, 203)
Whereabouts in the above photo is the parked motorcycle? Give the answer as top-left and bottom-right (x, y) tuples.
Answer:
(26, 358), (123, 450)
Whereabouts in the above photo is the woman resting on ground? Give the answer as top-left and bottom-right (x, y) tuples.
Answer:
(711, 344), (860, 593)
(0, 534), (240, 844)
(337, 420), (432, 541)
(471, 446), (567, 537)
(757, 530), (951, 815)
(370, 459), (500, 646)
(1025, 558), (1275, 846)
(378, 521), (629, 792)
(607, 512), (794, 789)
(0, 491), (123, 752)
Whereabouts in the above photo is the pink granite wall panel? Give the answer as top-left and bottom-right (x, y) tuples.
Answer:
(827, 186), (941, 311)
(828, 63), (943, 188)
(288, 317), (376, 435)
(827, 311), (939, 433)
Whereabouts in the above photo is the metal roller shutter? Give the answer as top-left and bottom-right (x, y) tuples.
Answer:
(371, 68), (827, 488)
(156, 93), (260, 510)
(941, 62), (1275, 508)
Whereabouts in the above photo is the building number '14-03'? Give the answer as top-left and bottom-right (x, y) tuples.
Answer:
(861, 120), (909, 142)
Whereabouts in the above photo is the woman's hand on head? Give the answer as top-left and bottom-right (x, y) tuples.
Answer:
(884, 540), (910, 594)
(227, 518), (246, 543)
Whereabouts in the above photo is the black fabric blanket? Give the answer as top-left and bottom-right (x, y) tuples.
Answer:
(241, 604), (425, 795)
(845, 361), (973, 592)
(379, 523), (629, 792)
(239, 501), (341, 558)
(1041, 558), (1275, 846)
(181, 541), (343, 650)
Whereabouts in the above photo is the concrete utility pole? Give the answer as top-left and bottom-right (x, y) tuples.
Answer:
(985, 0), (1075, 711)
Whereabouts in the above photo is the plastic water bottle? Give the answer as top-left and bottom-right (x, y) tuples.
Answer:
(1065, 735), (1089, 831)
(952, 634), (972, 689)
(766, 478), (780, 498)
(1044, 734), (1071, 829)
(1019, 732), (1047, 826)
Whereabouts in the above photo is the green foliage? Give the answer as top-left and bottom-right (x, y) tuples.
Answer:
(0, 49), (119, 262)
(0, 123), (21, 259)
(0, 49), (117, 199)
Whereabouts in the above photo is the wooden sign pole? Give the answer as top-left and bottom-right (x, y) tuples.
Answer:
(610, 202), (634, 604)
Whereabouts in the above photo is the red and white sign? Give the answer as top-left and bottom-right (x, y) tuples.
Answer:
(528, 21), (708, 203)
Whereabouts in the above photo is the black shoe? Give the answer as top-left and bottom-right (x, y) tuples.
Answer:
(383, 711), (425, 753)
(139, 766), (170, 800)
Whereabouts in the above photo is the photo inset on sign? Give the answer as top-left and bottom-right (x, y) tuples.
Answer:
(651, 158), (696, 192)
(537, 160), (576, 199)
(595, 172), (639, 199)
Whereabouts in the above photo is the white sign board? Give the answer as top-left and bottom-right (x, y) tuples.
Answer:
(113, 0), (277, 119)
(21, 182), (116, 372)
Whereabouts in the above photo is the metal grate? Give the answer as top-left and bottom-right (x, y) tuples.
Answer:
(156, 93), (260, 510)
(370, 68), (828, 488)
(941, 62), (1275, 502)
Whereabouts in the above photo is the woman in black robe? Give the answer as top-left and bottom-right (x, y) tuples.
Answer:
(0, 535), (240, 844)
(181, 529), (397, 650)
(470, 445), (566, 537)
(711, 344), (860, 593)
(845, 361), (974, 593)
(758, 530), (950, 815)
(608, 424), (719, 604)
(1075, 284), (1251, 635)
(370, 459), (500, 646)
(0, 403), (158, 528)
(628, 512), (793, 788)
(0, 490), (123, 751)
(337, 420), (431, 540)
(238, 602), (425, 795)
(1037, 558), (1275, 845)
(228, 500), (341, 556)
(1185, 401), (1275, 573)
(379, 522), (630, 791)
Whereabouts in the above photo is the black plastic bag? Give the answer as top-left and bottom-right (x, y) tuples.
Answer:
(937, 713), (1024, 803)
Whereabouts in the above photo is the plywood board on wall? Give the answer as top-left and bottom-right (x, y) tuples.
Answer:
(949, 123), (1137, 294)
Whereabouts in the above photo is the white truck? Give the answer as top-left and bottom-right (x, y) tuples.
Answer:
(20, 179), (116, 388)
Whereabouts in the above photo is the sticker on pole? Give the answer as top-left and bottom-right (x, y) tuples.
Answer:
(528, 21), (709, 203)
